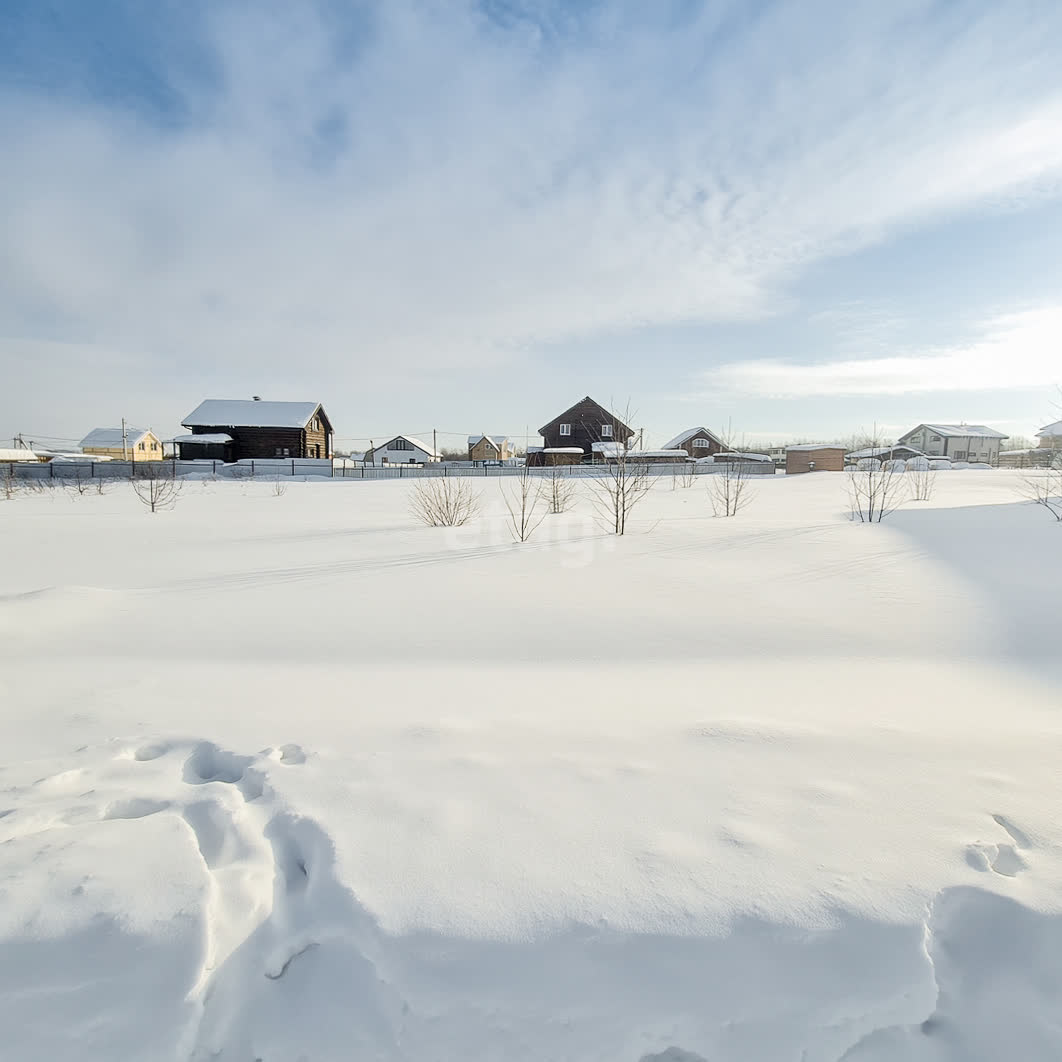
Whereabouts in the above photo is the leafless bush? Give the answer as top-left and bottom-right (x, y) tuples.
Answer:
(847, 464), (906, 523)
(707, 461), (754, 517)
(590, 453), (652, 534)
(909, 465), (935, 502)
(1, 464), (19, 500)
(63, 468), (93, 496)
(1021, 468), (1062, 521)
(271, 475), (287, 497)
(131, 465), (181, 513)
(672, 463), (697, 489)
(501, 466), (546, 542)
(410, 476), (481, 527)
(540, 466), (577, 514)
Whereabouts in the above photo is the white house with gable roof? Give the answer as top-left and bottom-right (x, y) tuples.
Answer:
(363, 435), (440, 464)
(897, 424), (1008, 463)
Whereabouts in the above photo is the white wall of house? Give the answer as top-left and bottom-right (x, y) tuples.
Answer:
(901, 428), (1003, 462)
(368, 439), (438, 463)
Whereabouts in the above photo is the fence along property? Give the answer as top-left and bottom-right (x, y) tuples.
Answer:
(7, 457), (779, 482)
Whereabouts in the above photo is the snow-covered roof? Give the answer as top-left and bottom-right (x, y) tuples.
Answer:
(182, 400), (321, 429)
(716, 451), (772, 462)
(660, 427), (724, 451)
(172, 433), (233, 445)
(904, 424), (1008, 440)
(846, 444), (925, 460)
(0, 448), (40, 462)
(526, 445), (543, 453)
(591, 442), (624, 455)
(467, 434), (508, 448)
(543, 447), (584, 454)
(372, 435), (440, 457)
(786, 444), (845, 452)
(1036, 420), (1062, 438)
(80, 427), (154, 449)
(628, 450), (692, 458)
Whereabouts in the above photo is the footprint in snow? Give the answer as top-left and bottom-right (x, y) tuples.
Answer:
(966, 813), (1033, 878)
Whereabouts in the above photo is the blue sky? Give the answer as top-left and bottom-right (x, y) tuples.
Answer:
(2, 0), (1061, 451)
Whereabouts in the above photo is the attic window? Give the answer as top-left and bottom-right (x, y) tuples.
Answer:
(601, 425), (614, 438)
(693, 438), (710, 448)
(559, 423), (571, 436)
(392, 438), (414, 450)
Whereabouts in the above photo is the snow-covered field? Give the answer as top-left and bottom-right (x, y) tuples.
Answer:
(2, 471), (1061, 1061)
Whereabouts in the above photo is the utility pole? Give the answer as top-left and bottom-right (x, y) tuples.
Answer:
(433, 428), (437, 461)
(122, 418), (128, 462)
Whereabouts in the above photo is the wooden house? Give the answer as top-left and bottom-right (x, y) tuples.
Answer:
(468, 435), (513, 463)
(80, 427), (164, 462)
(179, 399), (333, 461)
(897, 424), (1007, 464)
(660, 427), (725, 459)
(785, 444), (846, 474)
(538, 397), (635, 462)
(363, 435), (440, 464)
(845, 444), (926, 465)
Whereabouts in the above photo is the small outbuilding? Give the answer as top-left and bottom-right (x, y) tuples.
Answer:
(172, 433), (235, 462)
(785, 445), (846, 474)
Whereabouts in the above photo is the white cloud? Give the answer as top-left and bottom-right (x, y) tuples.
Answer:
(708, 306), (1062, 397)
(3, 0), (1062, 431)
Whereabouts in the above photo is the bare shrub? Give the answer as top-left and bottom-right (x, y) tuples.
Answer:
(1021, 468), (1062, 521)
(1, 464), (19, 500)
(909, 464), (935, 502)
(847, 463), (906, 523)
(272, 475), (288, 497)
(672, 463), (697, 489)
(588, 403), (654, 535)
(500, 466), (546, 542)
(131, 464), (181, 513)
(707, 460), (755, 517)
(410, 475), (481, 527)
(541, 466), (577, 514)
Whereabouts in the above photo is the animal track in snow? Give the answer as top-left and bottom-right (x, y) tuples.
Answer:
(133, 742), (170, 762)
(966, 814), (1033, 878)
(183, 743), (255, 786)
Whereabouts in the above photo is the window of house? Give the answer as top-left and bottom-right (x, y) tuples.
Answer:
(393, 438), (413, 450)
(693, 438), (710, 449)
(954, 450), (967, 460)
(138, 442), (145, 450)
(601, 425), (613, 438)
(559, 423), (571, 436)
(151, 442), (158, 451)
(931, 435), (942, 442)
(275, 448), (283, 456)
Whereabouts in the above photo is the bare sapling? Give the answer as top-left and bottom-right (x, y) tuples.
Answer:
(1, 464), (19, 500)
(1021, 467), (1062, 521)
(501, 466), (546, 542)
(909, 463), (935, 502)
(272, 475), (287, 497)
(410, 476), (481, 527)
(541, 466), (577, 514)
(131, 464), (181, 513)
(588, 404), (652, 535)
(847, 462), (906, 522)
(707, 459), (754, 517)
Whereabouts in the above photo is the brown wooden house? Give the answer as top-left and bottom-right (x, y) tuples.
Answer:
(538, 396), (635, 462)
(179, 399), (334, 462)
(660, 427), (725, 459)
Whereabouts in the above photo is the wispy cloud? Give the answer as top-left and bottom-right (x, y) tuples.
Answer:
(2, 0), (1062, 428)
(707, 306), (1062, 397)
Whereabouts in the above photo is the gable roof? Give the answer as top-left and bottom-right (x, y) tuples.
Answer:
(182, 400), (324, 430)
(467, 434), (508, 449)
(1036, 420), (1062, 438)
(538, 396), (634, 439)
(369, 435), (440, 457)
(902, 423), (1007, 440)
(80, 427), (154, 449)
(660, 426), (724, 450)
(846, 444), (925, 460)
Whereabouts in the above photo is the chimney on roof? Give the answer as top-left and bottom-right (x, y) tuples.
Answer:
(252, 395), (261, 401)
